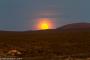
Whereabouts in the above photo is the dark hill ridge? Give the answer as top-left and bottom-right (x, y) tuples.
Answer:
(0, 23), (90, 57)
(57, 23), (90, 31)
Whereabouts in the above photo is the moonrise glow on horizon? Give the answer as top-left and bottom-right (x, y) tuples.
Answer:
(36, 18), (53, 30)
(0, 0), (90, 31)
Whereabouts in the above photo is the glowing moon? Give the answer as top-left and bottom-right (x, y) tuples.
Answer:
(40, 23), (49, 29)
(37, 18), (53, 30)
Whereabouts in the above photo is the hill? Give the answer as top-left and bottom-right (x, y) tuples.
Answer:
(0, 23), (90, 59)
(57, 23), (90, 31)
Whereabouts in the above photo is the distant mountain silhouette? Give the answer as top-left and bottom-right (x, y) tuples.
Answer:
(57, 23), (90, 31)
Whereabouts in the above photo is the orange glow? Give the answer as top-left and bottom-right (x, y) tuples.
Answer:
(37, 18), (53, 30)
(40, 23), (49, 29)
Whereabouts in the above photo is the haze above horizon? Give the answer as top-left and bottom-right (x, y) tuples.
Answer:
(0, 0), (90, 31)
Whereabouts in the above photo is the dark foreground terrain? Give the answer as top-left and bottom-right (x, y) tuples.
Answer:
(0, 23), (90, 60)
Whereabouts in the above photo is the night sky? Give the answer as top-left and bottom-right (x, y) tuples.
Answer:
(0, 0), (90, 31)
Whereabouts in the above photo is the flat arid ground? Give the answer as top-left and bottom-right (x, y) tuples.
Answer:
(0, 23), (90, 60)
